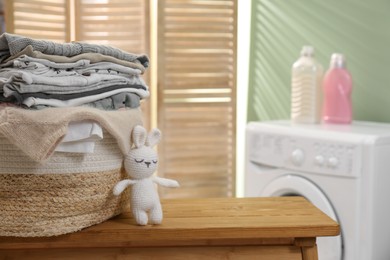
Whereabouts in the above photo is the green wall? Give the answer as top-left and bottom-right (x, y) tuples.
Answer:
(247, 0), (390, 122)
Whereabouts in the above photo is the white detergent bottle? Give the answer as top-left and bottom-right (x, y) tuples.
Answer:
(291, 46), (323, 124)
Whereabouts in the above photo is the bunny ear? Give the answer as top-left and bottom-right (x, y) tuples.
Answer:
(146, 128), (161, 147)
(132, 125), (147, 148)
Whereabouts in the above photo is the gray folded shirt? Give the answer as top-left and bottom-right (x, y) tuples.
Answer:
(0, 33), (149, 68)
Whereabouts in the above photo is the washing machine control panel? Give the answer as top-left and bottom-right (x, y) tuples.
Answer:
(247, 128), (362, 177)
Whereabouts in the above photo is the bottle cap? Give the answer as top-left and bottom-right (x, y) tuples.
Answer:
(300, 46), (314, 57)
(330, 53), (346, 68)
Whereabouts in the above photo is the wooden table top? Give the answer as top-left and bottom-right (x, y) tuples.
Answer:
(0, 197), (340, 249)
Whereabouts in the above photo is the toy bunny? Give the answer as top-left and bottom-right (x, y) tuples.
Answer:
(113, 125), (179, 225)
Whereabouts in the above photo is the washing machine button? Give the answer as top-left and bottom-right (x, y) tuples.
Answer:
(328, 157), (339, 168)
(315, 155), (325, 166)
(291, 149), (305, 166)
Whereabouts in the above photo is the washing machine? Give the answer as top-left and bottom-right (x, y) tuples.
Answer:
(244, 120), (390, 260)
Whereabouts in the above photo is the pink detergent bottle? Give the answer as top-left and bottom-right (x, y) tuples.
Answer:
(322, 53), (352, 124)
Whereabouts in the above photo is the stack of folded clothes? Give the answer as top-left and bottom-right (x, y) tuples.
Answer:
(0, 33), (149, 237)
(0, 33), (149, 110)
(0, 33), (149, 159)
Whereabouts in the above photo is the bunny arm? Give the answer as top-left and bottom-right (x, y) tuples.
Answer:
(113, 179), (137, 196)
(152, 176), (180, 188)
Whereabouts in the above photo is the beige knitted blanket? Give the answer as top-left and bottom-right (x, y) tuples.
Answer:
(0, 106), (143, 162)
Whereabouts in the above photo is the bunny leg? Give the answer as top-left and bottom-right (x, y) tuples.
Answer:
(150, 203), (163, 225)
(132, 208), (148, 225)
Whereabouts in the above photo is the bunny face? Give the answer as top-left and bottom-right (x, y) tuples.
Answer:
(124, 146), (158, 179)
(124, 125), (161, 180)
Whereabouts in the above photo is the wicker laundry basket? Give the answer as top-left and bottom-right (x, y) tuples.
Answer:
(0, 131), (129, 237)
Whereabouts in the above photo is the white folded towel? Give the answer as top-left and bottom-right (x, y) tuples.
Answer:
(55, 121), (103, 153)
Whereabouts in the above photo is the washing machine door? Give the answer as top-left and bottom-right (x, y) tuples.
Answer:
(262, 174), (342, 260)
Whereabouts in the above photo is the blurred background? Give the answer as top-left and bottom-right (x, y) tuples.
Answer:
(1, 0), (389, 198)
